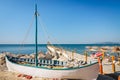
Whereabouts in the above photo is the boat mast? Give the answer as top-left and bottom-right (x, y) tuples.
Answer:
(35, 4), (38, 67)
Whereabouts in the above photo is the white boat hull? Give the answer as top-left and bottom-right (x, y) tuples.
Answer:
(6, 56), (99, 80)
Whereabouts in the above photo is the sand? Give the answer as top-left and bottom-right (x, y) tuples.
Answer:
(0, 71), (45, 80)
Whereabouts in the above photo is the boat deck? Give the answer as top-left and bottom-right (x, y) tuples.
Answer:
(6, 55), (98, 69)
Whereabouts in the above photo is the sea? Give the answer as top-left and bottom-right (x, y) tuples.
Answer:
(0, 44), (120, 55)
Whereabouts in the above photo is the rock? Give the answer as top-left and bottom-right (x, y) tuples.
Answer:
(45, 53), (53, 60)
(0, 53), (6, 65)
(29, 54), (35, 58)
(38, 51), (45, 59)
(0, 53), (8, 71)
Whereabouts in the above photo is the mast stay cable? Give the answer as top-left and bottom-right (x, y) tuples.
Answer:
(18, 15), (34, 53)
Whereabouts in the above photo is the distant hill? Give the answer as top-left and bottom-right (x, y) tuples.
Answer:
(95, 42), (120, 44)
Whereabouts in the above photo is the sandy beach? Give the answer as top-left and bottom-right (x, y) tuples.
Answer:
(0, 52), (120, 80)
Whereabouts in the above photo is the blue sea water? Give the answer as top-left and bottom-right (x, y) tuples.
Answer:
(0, 44), (120, 55)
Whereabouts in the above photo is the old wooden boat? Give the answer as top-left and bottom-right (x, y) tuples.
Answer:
(6, 4), (99, 80)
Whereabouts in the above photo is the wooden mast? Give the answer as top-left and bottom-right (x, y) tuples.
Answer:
(35, 4), (38, 66)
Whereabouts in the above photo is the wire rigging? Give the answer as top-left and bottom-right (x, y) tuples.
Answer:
(38, 16), (64, 46)
(17, 15), (35, 53)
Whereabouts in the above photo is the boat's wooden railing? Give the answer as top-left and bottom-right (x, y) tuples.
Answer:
(6, 55), (66, 66)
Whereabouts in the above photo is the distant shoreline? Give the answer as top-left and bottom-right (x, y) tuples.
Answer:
(0, 43), (120, 45)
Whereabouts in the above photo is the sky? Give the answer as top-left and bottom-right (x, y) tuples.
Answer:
(0, 0), (120, 44)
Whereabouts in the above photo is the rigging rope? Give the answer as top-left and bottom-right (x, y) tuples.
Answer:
(38, 16), (50, 42)
(17, 13), (73, 54)
(37, 16), (74, 53)
(22, 15), (34, 44)
(18, 15), (34, 53)
(38, 16), (64, 46)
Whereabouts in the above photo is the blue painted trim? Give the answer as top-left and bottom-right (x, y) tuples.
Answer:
(6, 56), (98, 70)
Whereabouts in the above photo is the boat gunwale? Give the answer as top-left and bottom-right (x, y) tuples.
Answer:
(6, 55), (98, 70)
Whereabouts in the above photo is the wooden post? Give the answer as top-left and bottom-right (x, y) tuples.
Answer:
(72, 50), (75, 61)
(84, 51), (87, 63)
(112, 56), (115, 73)
(118, 75), (120, 80)
(102, 51), (105, 59)
(42, 78), (44, 80)
(117, 56), (120, 66)
(98, 57), (103, 74)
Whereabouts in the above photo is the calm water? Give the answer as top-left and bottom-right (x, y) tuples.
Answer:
(0, 44), (120, 55)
